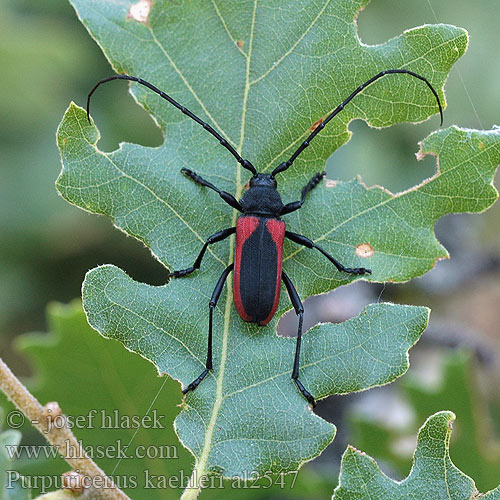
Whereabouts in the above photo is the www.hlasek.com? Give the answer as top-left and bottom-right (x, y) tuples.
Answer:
(5, 439), (178, 461)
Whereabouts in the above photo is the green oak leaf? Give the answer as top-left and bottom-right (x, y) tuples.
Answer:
(332, 411), (500, 500)
(402, 351), (500, 492)
(54, 0), (500, 484)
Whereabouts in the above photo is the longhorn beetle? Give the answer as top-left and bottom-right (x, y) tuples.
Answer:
(87, 70), (443, 407)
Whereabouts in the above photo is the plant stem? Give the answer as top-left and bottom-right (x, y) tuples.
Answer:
(179, 468), (202, 500)
(0, 356), (131, 500)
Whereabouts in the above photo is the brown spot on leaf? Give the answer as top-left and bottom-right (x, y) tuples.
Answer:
(243, 180), (250, 191)
(325, 179), (337, 188)
(127, 0), (152, 24)
(356, 243), (374, 258)
(310, 118), (324, 131)
(236, 40), (244, 48)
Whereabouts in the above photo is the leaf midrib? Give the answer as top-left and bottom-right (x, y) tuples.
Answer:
(191, 0), (259, 482)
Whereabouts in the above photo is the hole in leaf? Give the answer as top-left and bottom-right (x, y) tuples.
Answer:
(89, 80), (163, 152)
(355, 0), (428, 46)
(277, 282), (375, 338)
(327, 120), (436, 193)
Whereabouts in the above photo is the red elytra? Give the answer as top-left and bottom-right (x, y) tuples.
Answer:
(233, 216), (285, 325)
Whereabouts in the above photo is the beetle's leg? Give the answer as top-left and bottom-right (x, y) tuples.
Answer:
(282, 271), (316, 407)
(280, 171), (326, 216)
(183, 263), (234, 394)
(285, 231), (371, 275)
(181, 168), (243, 212)
(169, 227), (235, 278)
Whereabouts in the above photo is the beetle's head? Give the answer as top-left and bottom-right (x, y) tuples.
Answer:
(241, 172), (283, 215)
(249, 173), (277, 189)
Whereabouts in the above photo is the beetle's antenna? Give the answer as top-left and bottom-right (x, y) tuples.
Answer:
(271, 69), (444, 177)
(87, 75), (258, 176)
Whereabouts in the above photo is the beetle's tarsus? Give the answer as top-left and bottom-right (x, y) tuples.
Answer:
(183, 369), (210, 394)
(293, 378), (317, 407)
(344, 267), (372, 275)
(181, 167), (196, 179)
(169, 268), (195, 279)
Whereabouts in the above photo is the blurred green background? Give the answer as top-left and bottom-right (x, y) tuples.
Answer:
(1, 0), (499, 498)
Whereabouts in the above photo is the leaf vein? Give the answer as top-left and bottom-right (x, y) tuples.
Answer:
(250, 0), (333, 86)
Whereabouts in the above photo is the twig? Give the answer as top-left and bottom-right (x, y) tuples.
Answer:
(0, 357), (131, 500)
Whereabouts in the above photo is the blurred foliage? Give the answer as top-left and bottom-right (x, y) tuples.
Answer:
(1, 301), (190, 499)
(349, 350), (500, 491)
(0, 411), (29, 499)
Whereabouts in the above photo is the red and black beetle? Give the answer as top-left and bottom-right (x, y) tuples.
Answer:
(87, 70), (443, 406)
